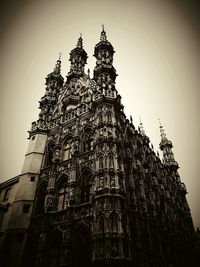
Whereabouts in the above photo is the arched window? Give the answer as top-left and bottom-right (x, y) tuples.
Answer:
(63, 141), (72, 160)
(99, 156), (104, 170)
(99, 216), (105, 233)
(81, 129), (93, 152)
(86, 137), (93, 151)
(80, 184), (90, 203)
(99, 114), (103, 124)
(44, 143), (55, 167)
(78, 170), (92, 204)
(111, 213), (118, 233)
(34, 183), (47, 215)
(57, 177), (69, 211)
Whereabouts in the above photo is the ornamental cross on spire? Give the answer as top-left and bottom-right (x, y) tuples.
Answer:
(100, 25), (107, 42)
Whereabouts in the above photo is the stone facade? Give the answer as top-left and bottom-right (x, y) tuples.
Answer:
(0, 28), (197, 267)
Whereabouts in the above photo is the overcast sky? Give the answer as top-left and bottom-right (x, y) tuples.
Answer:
(0, 0), (199, 227)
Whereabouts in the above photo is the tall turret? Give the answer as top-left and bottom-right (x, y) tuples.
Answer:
(159, 121), (178, 169)
(93, 26), (118, 104)
(38, 57), (64, 127)
(93, 26), (117, 83)
(67, 35), (88, 82)
(45, 55), (64, 98)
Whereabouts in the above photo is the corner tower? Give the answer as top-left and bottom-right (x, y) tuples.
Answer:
(93, 26), (117, 84)
(2, 57), (64, 267)
(67, 35), (88, 82)
(159, 122), (178, 169)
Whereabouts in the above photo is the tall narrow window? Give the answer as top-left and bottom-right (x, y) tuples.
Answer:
(45, 144), (54, 166)
(81, 129), (93, 153)
(111, 213), (118, 233)
(63, 142), (71, 160)
(107, 113), (112, 123)
(78, 170), (92, 204)
(34, 183), (47, 215)
(99, 216), (105, 233)
(57, 178), (68, 211)
(86, 138), (93, 151)
(99, 156), (104, 170)
(99, 114), (103, 124)
(80, 185), (90, 203)
(109, 155), (114, 169)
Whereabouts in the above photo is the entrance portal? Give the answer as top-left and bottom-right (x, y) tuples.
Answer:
(71, 224), (91, 267)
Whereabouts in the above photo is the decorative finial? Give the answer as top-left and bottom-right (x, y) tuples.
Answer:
(100, 25), (107, 42)
(58, 52), (62, 61)
(54, 54), (61, 74)
(139, 116), (145, 136)
(77, 34), (83, 49)
(159, 119), (167, 141)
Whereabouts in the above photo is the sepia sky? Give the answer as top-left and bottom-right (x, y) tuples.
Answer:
(0, 0), (200, 227)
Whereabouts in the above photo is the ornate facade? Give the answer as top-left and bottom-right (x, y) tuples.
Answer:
(0, 28), (197, 267)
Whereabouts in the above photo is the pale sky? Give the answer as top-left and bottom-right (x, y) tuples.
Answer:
(0, 0), (199, 227)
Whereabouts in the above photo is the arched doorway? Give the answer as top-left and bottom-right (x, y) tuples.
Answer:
(71, 223), (91, 267)
(47, 229), (62, 267)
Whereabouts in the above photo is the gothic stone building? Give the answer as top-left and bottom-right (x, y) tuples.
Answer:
(0, 29), (197, 267)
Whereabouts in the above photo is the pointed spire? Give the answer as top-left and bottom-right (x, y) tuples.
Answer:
(94, 26), (117, 83)
(139, 116), (145, 136)
(130, 115), (133, 124)
(158, 118), (167, 141)
(151, 143), (154, 151)
(67, 34), (87, 82)
(159, 119), (178, 167)
(53, 53), (62, 74)
(100, 25), (107, 42)
(77, 33), (83, 49)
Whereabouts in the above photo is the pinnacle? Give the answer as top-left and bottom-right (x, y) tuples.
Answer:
(77, 34), (83, 49)
(100, 25), (107, 42)
(53, 56), (61, 74)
